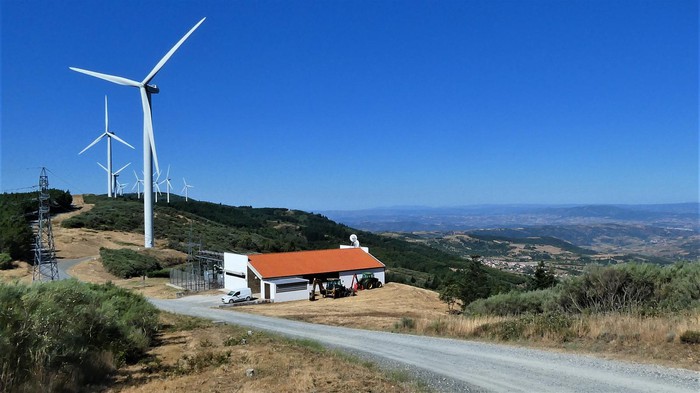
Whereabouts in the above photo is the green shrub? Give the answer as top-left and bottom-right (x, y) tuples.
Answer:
(471, 313), (574, 342)
(680, 330), (700, 344)
(557, 262), (700, 314)
(100, 248), (161, 278)
(0, 252), (13, 270)
(394, 317), (415, 330)
(148, 267), (171, 278)
(466, 289), (558, 316)
(0, 280), (159, 392)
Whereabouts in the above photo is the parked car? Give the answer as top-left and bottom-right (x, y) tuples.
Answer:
(221, 288), (252, 304)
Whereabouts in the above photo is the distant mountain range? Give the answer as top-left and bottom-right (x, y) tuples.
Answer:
(320, 203), (700, 232)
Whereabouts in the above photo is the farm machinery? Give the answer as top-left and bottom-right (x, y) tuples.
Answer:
(309, 278), (354, 300)
(353, 272), (383, 290)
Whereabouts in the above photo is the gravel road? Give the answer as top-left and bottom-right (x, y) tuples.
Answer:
(56, 257), (92, 280)
(151, 296), (699, 393)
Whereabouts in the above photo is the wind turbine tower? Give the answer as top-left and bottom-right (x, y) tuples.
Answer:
(79, 96), (134, 197)
(132, 169), (144, 199)
(70, 18), (206, 248)
(164, 165), (173, 203)
(182, 178), (193, 202)
(98, 162), (130, 196)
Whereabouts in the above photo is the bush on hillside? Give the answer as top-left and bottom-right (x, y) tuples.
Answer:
(557, 262), (700, 314)
(466, 289), (558, 316)
(462, 262), (700, 317)
(100, 248), (161, 278)
(0, 253), (13, 270)
(680, 330), (700, 344)
(0, 280), (159, 392)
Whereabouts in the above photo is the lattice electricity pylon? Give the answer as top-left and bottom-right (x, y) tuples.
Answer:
(32, 167), (59, 282)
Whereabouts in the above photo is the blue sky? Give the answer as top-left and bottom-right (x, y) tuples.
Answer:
(1, 0), (698, 211)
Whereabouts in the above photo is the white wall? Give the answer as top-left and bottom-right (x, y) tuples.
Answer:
(272, 286), (309, 302)
(339, 268), (385, 288)
(223, 252), (248, 290)
(339, 245), (370, 253)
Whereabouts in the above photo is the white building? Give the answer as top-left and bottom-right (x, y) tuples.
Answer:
(223, 247), (385, 302)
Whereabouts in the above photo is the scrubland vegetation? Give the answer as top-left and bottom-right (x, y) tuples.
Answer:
(393, 262), (700, 369)
(0, 280), (159, 392)
(0, 190), (72, 265)
(99, 247), (162, 278)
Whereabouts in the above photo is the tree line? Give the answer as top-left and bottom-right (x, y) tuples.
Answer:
(0, 190), (72, 267)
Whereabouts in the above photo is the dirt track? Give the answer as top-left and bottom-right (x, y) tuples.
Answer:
(155, 296), (700, 393)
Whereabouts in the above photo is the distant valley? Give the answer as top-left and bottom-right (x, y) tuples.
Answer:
(322, 203), (700, 273)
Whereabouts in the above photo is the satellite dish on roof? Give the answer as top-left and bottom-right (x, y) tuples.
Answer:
(350, 234), (360, 248)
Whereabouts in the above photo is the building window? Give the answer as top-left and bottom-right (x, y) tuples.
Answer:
(276, 282), (307, 293)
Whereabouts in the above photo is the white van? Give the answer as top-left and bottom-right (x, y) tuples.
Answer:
(221, 288), (252, 304)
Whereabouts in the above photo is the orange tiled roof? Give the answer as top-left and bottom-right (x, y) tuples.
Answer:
(248, 248), (384, 279)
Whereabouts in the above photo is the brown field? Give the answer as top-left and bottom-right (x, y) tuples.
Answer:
(235, 283), (449, 330)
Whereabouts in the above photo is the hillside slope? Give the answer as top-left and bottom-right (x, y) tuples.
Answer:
(61, 195), (526, 288)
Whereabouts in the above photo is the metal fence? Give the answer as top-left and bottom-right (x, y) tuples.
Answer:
(169, 250), (224, 292)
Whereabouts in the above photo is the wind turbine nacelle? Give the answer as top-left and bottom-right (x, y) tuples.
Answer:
(146, 84), (160, 94)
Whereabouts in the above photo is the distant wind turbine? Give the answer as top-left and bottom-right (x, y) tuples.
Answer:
(98, 162), (130, 197)
(79, 96), (134, 197)
(159, 165), (174, 203)
(182, 178), (193, 202)
(132, 169), (144, 199)
(70, 17), (206, 248)
(116, 180), (128, 196)
(153, 170), (163, 203)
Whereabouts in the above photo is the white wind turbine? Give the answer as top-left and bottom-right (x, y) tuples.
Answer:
(116, 180), (128, 196)
(98, 162), (130, 197)
(162, 165), (173, 203)
(153, 170), (163, 203)
(182, 178), (193, 202)
(132, 170), (144, 199)
(70, 18), (206, 248)
(79, 96), (134, 197)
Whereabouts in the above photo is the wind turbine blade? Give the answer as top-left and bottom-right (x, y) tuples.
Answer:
(69, 67), (141, 87)
(104, 95), (109, 132)
(115, 162), (131, 174)
(132, 182), (138, 191)
(79, 133), (106, 155)
(108, 132), (135, 149)
(166, 164), (171, 179)
(142, 17), (206, 85)
(140, 87), (160, 175)
(97, 162), (109, 172)
(133, 169), (141, 181)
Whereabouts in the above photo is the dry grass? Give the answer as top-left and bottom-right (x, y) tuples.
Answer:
(235, 284), (700, 371)
(104, 312), (426, 393)
(0, 261), (33, 284)
(67, 257), (181, 299)
(235, 283), (449, 330)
